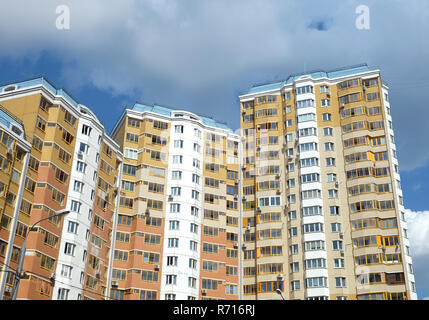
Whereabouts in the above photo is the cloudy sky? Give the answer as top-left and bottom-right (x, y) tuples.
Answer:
(1, 0), (428, 299)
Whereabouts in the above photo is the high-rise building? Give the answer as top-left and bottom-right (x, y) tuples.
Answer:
(0, 78), (122, 300)
(110, 103), (241, 300)
(238, 64), (417, 300)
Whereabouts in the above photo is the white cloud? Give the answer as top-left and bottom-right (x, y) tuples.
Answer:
(405, 209), (429, 298)
(1, 0), (429, 169)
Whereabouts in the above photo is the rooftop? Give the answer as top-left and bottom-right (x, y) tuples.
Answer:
(0, 104), (26, 139)
(247, 63), (379, 95)
(0, 77), (80, 109)
(130, 103), (232, 131)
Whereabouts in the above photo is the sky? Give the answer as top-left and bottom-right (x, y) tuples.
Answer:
(0, 0), (428, 299)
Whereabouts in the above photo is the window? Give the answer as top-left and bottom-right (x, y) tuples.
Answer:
(36, 116), (47, 131)
(57, 288), (70, 300)
(325, 142), (334, 151)
(321, 99), (330, 107)
(174, 140), (184, 148)
(192, 158), (200, 168)
(295, 85), (313, 95)
(305, 240), (325, 252)
(302, 206), (322, 217)
(328, 189), (338, 199)
(175, 125), (184, 133)
(60, 264), (73, 278)
(322, 113), (332, 121)
(170, 203), (181, 213)
(170, 187), (181, 196)
(335, 277), (346, 288)
(166, 275), (177, 285)
(334, 258), (345, 268)
(172, 171), (182, 180)
(76, 161), (86, 173)
(191, 190), (200, 200)
(172, 155), (183, 164)
(305, 258), (326, 270)
(188, 277), (197, 288)
(81, 125), (92, 136)
(327, 173), (337, 182)
(73, 181), (84, 193)
(332, 240), (343, 250)
(290, 244), (298, 255)
(190, 241), (198, 251)
(67, 221), (79, 234)
(330, 206), (340, 215)
(189, 258), (197, 269)
(64, 242), (76, 256)
(291, 280), (300, 291)
(190, 223), (198, 234)
(306, 277), (327, 288)
(303, 223), (324, 233)
(323, 127), (333, 136)
(331, 223), (341, 232)
(168, 238), (179, 248)
(325, 157), (336, 167)
(124, 148), (138, 160)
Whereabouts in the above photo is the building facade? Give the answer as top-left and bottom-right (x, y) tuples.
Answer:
(238, 64), (417, 300)
(0, 63), (419, 300)
(111, 104), (241, 300)
(0, 78), (122, 300)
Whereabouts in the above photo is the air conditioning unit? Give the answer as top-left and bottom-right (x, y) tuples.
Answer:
(242, 110), (246, 115)
(335, 181), (339, 188)
(277, 274), (284, 281)
(276, 190), (281, 195)
(95, 270), (101, 279)
(242, 165), (246, 170)
(233, 243), (239, 249)
(256, 207), (261, 213)
(145, 208), (150, 216)
(50, 273), (56, 280)
(168, 195), (174, 202)
(201, 289), (207, 295)
(234, 195), (238, 201)
(235, 179), (239, 185)
(339, 232), (344, 239)
(275, 174), (280, 180)
(242, 244), (247, 250)
(340, 250), (344, 256)
(288, 155), (293, 161)
(256, 146), (261, 152)
(245, 226), (251, 232)
(154, 264), (160, 271)
(326, 93), (331, 98)
(111, 281), (119, 287)
(363, 86), (367, 91)
(242, 196), (247, 202)
(4, 286), (12, 293)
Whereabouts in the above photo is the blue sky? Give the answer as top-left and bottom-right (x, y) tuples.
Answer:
(1, 0), (428, 299)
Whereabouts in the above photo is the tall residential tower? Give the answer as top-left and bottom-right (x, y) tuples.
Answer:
(238, 64), (416, 300)
(111, 104), (241, 300)
(0, 78), (122, 300)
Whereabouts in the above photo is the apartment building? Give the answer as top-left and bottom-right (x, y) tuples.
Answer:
(0, 105), (32, 298)
(0, 78), (122, 300)
(111, 103), (240, 300)
(238, 64), (417, 300)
